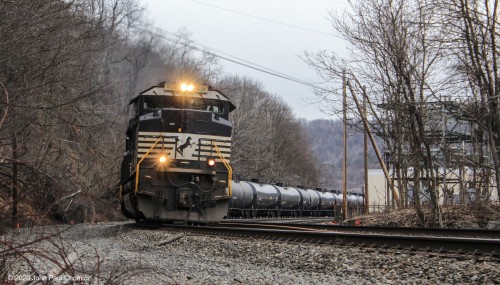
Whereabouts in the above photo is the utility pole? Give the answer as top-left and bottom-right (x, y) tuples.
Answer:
(441, 99), (448, 205)
(363, 86), (369, 214)
(346, 79), (401, 208)
(342, 70), (348, 220)
(12, 133), (18, 227)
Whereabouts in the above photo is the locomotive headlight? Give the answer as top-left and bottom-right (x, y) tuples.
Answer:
(207, 158), (216, 167)
(159, 155), (167, 163)
(180, 83), (194, 92)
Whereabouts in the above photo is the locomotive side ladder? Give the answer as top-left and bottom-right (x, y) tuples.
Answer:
(134, 136), (164, 194)
(213, 142), (233, 197)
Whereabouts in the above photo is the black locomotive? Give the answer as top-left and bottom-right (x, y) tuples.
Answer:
(119, 82), (235, 224)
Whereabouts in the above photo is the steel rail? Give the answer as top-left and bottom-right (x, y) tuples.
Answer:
(159, 224), (500, 258)
(220, 221), (500, 239)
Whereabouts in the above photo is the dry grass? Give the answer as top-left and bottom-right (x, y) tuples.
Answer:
(355, 203), (500, 228)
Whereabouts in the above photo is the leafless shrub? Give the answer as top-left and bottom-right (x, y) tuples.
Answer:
(1, 225), (146, 284)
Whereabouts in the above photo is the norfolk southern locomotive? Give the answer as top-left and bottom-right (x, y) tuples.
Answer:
(119, 82), (364, 224)
(119, 82), (235, 224)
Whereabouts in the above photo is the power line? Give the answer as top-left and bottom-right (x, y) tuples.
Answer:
(187, 0), (334, 37)
(171, 31), (305, 85)
(328, 0), (349, 6)
(143, 27), (331, 92)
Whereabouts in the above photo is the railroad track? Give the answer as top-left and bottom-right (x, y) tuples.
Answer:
(221, 220), (500, 239)
(156, 222), (500, 260)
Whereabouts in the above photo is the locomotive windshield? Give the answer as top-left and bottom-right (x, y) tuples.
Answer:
(141, 95), (228, 118)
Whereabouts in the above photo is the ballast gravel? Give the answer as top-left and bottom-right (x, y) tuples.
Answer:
(2, 222), (499, 284)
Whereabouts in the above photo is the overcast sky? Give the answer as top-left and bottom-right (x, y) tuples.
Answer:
(140, 0), (349, 120)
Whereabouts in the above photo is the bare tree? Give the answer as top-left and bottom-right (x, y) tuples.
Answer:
(304, 0), (456, 226)
(0, 0), (143, 226)
(441, 0), (500, 202)
(215, 75), (320, 186)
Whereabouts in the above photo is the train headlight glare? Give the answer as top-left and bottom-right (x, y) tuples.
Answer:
(180, 83), (194, 92)
(207, 158), (216, 167)
(159, 155), (167, 163)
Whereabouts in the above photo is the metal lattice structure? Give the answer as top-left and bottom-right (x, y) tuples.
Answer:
(381, 100), (497, 207)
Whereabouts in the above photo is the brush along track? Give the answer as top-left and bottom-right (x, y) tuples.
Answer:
(156, 223), (500, 260)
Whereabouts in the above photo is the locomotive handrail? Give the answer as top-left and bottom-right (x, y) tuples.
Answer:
(135, 135), (164, 194)
(213, 142), (232, 197)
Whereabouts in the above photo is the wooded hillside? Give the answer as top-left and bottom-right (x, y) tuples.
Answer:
(0, 0), (323, 228)
(303, 119), (380, 189)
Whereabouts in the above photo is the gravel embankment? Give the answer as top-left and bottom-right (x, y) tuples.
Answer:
(2, 222), (499, 284)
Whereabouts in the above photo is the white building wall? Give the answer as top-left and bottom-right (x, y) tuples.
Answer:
(367, 169), (389, 212)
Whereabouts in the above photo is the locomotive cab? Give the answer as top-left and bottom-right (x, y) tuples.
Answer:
(120, 82), (235, 224)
